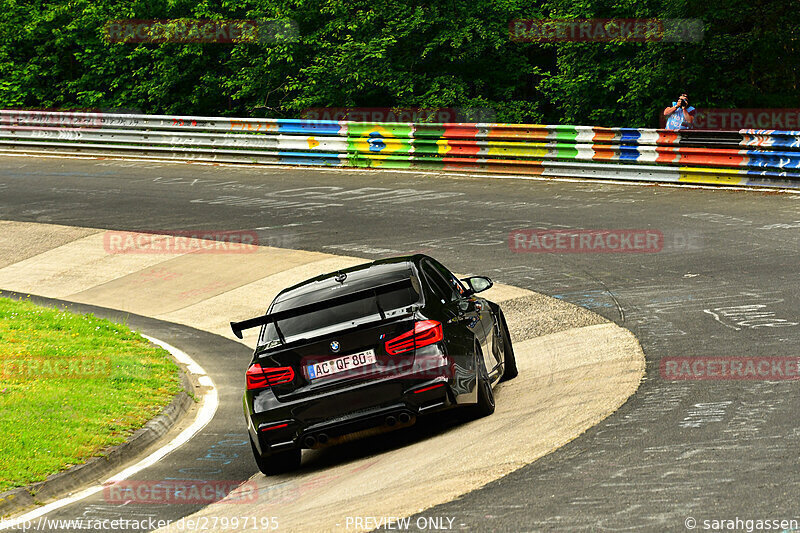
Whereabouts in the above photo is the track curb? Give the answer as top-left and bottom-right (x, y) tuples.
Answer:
(0, 221), (646, 531)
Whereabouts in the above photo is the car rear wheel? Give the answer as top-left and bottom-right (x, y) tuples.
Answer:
(472, 345), (495, 418)
(250, 436), (302, 475)
(498, 310), (518, 382)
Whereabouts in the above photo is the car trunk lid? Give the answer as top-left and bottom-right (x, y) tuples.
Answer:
(256, 313), (422, 401)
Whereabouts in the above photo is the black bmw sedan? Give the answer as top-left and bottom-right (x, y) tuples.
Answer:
(231, 254), (517, 475)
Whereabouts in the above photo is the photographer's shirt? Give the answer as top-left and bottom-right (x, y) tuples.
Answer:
(666, 102), (696, 130)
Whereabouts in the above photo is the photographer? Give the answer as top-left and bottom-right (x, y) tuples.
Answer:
(663, 92), (696, 130)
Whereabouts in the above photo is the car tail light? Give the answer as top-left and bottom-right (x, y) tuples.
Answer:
(246, 364), (295, 390)
(385, 320), (443, 355)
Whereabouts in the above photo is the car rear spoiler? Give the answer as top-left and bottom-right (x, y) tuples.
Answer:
(230, 278), (416, 339)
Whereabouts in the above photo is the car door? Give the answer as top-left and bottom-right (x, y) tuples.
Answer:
(424, 259), (496, 376)
(418, 260), (477, 398)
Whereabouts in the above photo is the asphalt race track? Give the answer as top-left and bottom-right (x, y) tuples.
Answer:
(1, 155), (799, 531)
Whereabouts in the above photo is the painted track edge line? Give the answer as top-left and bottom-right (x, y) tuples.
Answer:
(0, 336), (219, 531)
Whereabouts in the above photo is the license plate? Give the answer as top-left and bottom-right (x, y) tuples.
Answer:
(306, 349), (377, 380)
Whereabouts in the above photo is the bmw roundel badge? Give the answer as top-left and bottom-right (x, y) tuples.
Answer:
(330, 341), (340, 353)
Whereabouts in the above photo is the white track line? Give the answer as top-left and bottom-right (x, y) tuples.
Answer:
(1, 151), (797, 194)
(0, 335), (218, 531)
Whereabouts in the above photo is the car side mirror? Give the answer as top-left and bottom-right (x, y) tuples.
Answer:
(461, 276), (493, 295)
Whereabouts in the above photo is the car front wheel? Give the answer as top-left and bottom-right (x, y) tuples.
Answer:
(498, 310), (518, 382)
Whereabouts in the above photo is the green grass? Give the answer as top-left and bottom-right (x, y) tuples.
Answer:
(0, 296), (182, 493)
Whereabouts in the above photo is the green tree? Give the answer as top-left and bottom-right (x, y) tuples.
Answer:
(1, 0), (797, 126)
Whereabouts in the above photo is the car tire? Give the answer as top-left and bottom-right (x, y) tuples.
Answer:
(472, 345), (496, 418)
(498, 310), (518, 382)
(250, 436), (302, 475)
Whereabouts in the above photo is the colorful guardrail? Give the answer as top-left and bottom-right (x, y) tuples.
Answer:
(1, 110), (798, 189)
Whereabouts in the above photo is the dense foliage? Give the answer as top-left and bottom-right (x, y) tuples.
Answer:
(0, 0), (797, 126)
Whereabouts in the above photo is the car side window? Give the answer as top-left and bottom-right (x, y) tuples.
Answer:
(429, 259), (467, 298)
(421, 260), (459, 303)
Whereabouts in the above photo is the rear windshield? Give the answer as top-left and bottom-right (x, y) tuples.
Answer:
(258, 276), (420, 348)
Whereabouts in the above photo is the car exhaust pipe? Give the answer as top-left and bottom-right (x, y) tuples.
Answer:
(385, 415), (397, 427)
(317, 433), (329, 445)
(303, 435), (317, 448)
(398, 412), (411, 424)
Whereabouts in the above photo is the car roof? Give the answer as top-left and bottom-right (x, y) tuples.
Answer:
(271, 254), (427, 309)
